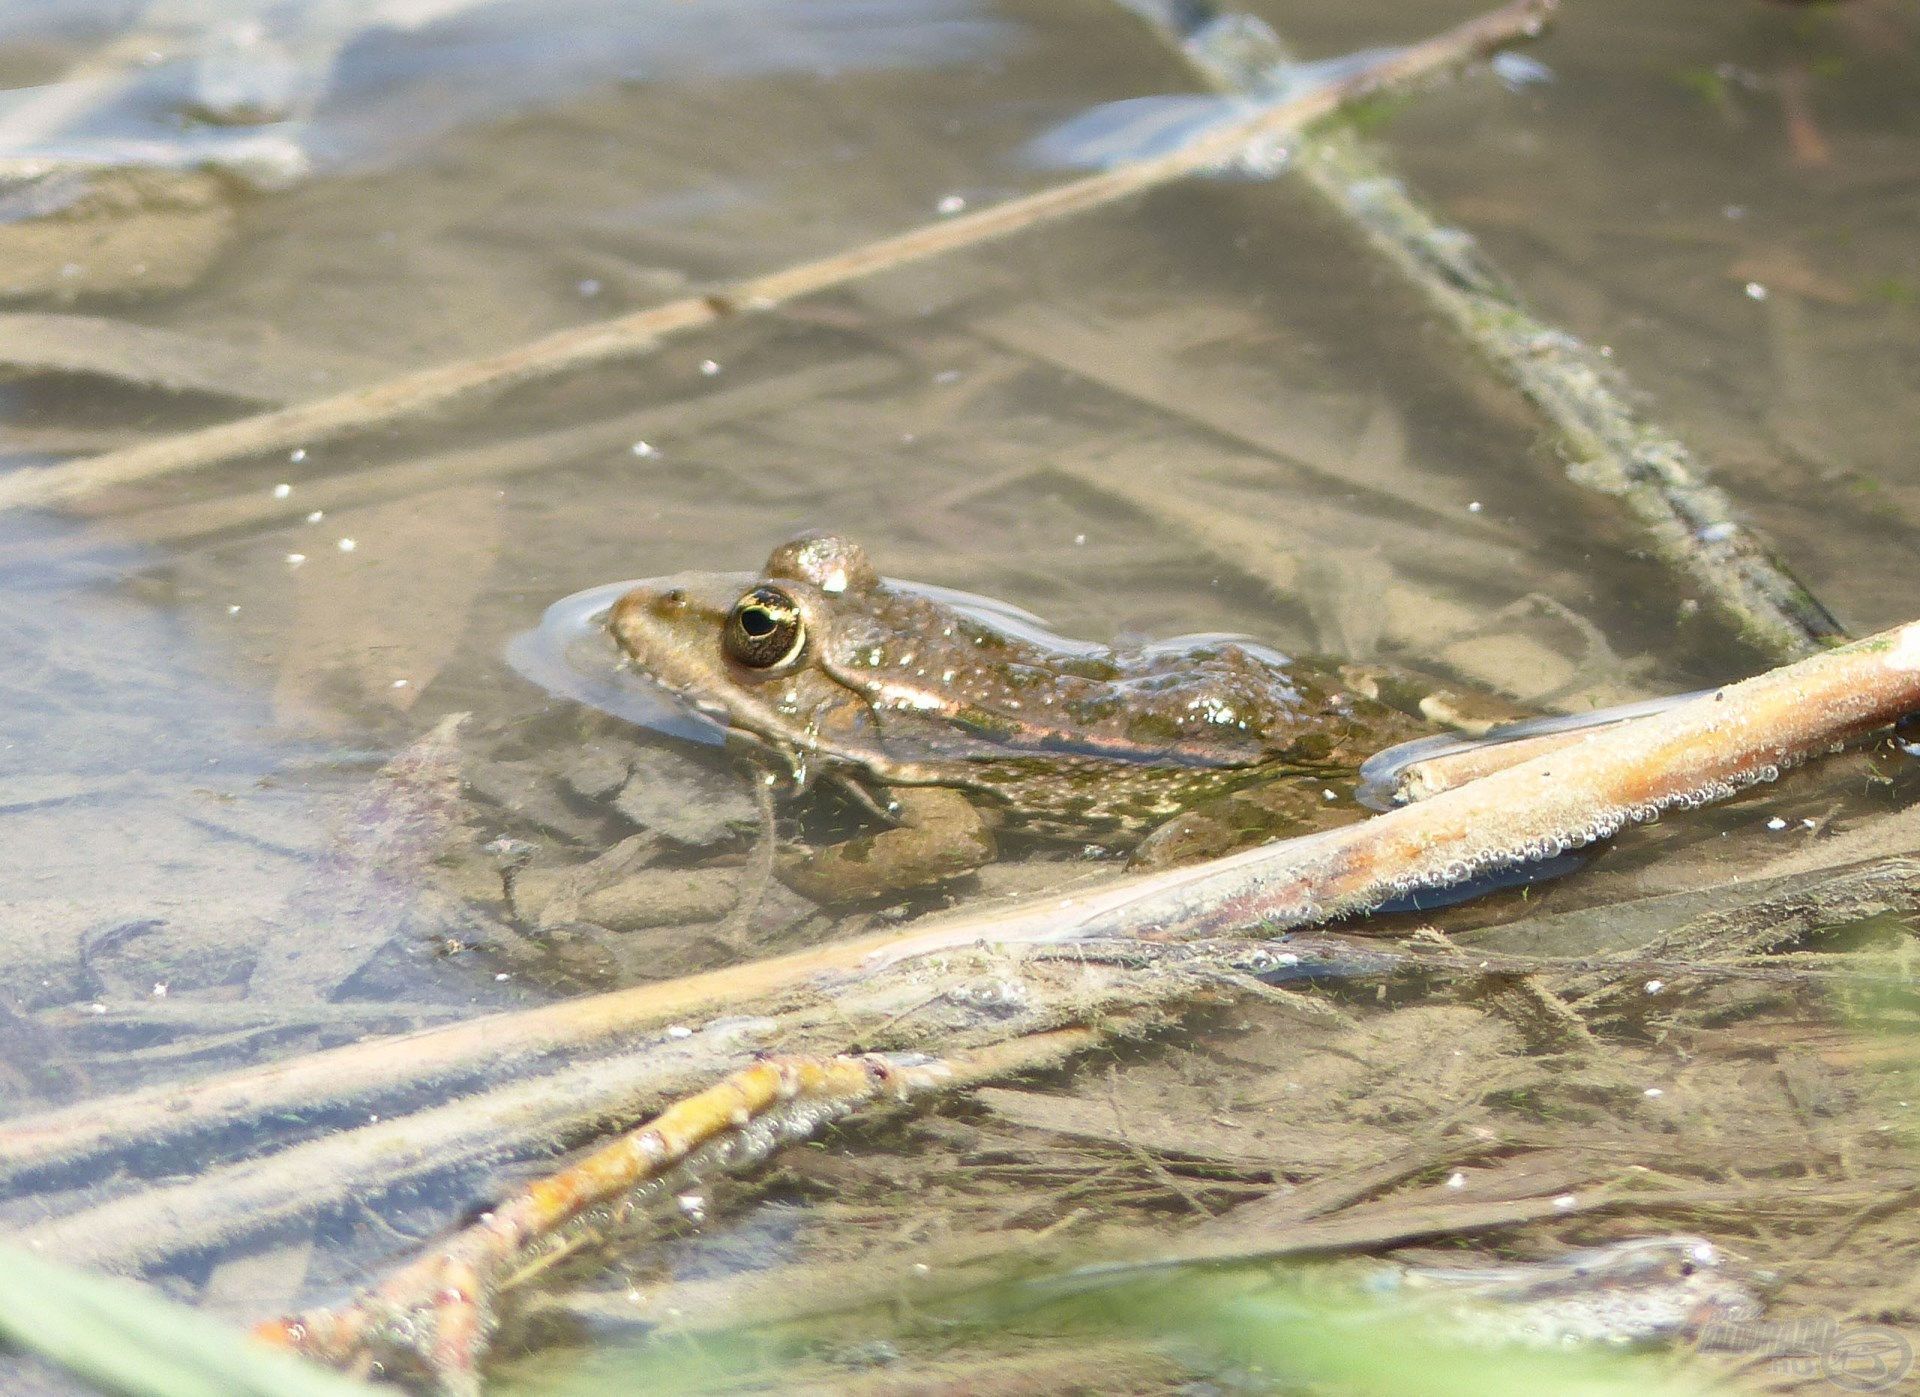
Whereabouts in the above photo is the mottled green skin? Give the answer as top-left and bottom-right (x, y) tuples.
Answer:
(608, 533), (1429, 846)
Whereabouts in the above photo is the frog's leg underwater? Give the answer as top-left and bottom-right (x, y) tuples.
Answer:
(1130, 771), (1372, 870)
(776, 784), (999, 903)
(1130, 663), (1544, 874)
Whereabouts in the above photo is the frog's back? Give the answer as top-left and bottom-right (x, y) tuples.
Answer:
(605, 531), (1432, 841)
(818, 585), (1423, 833)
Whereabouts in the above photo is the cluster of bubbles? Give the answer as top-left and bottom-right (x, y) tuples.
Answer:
(943, 977), (1032, 1015)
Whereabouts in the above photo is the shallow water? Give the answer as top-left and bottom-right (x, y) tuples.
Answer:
(1, 0), (1917, 1391)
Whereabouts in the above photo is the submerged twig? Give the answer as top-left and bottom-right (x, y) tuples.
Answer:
(1075, 1175), (1898, 1280)
(93, 356), (898, 537)
(9, 1017), (782, 1271)
(1113, 0), (1844, 661)
(30, 916), (1898, 1275)
(0, 0), (1554, 513)
(254, 1030), (1098, 1394)
(4, 617), (1917, 1199)
(0, 356), (903, 573)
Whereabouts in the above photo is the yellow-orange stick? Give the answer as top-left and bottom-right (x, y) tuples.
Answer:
(255, 1030), (1094, 1393)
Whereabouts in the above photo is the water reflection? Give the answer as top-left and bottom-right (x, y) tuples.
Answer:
(0, 0), (1014, 183)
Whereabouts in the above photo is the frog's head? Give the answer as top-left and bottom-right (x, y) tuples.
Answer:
(607, 532), (890, 777)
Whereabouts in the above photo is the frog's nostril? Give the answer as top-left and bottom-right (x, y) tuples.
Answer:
(656, 588), (687, 611)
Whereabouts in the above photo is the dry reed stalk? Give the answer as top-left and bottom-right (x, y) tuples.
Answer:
(0, 0), (1555, 514)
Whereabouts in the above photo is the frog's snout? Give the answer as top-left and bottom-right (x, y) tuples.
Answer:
(610, 586), (684, 633)
(607, 590), (660, 657)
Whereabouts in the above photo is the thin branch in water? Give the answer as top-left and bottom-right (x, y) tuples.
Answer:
(0, 0), (1556, 513)
(1112, 0), (1844, 661)
(7, 1017), (782, 1271)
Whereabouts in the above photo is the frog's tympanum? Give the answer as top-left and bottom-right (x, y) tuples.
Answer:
(606, 532), (1455, 902)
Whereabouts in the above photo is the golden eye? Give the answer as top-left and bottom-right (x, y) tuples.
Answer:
(723, 586), (805, 669)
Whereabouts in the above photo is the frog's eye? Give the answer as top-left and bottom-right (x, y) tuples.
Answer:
(724, 586), (806, 670)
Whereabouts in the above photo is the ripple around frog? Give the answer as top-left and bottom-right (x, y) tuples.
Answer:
(506, 572), (1296, 746)
(506, 578), (724, 744)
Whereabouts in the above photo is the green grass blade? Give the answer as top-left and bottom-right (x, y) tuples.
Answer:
(0, 1244), (387, 1397)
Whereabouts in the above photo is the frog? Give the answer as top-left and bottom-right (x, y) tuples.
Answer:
(601, 531), (1528, 903)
